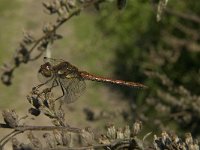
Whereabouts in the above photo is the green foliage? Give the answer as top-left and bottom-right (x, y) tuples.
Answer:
(1, 0), (200, 149)
(0, 0), (19, 13)
(97, 0), (200, 135)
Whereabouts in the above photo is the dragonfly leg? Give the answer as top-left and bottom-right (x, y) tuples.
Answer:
(33, 75), (54, 90)
(49, 78), (59, 90)
(43, 79), (60, 99)
(54, 79), (65, 102)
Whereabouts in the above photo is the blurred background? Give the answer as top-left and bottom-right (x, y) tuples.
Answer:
(0, 0), (200, 141)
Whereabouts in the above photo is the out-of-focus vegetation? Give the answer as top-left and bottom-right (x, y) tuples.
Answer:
(96, 0), (200, 136)
(0, 0), (200, 149)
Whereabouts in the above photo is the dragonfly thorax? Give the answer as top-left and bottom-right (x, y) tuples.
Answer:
(53, 62), (79, 78)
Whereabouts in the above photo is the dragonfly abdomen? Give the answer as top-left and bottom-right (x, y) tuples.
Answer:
(80, 71), (147, 88)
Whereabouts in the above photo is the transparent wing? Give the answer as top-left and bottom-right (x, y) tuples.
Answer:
(44, 57), (78, 73)
(59, 77), (86, 103)
(37, 70), (55, 87)
(43, 57), (65, 66)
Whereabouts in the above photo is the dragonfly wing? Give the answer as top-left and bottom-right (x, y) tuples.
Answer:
(43, 57), (65, 66)
(37, 71), (55, 87)
(59, 78), (86, 103)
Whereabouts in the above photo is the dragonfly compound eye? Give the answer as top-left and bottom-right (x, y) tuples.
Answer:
(39, 63), (52, 78)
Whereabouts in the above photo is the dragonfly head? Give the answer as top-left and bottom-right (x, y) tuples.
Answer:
(38, 62), (52, 78)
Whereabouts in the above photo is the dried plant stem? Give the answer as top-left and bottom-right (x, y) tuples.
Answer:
(0, 130), (22, 149)
(0, 130), (16, 144)
(1, 0), (106, 85)
(32, 0), (106, 57)
(0, 124), (82, 148)
(0, 124), (134, 150)
(0, 124), (81, 133)
(42, 139), (133, 150)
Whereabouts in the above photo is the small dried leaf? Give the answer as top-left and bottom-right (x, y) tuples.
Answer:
(52, 119), (61, 126)
(185, 133), (193, 145)
(157, 0), (169, 21)
(116, 128), (124, 139)
(12, 138), (20, 150)
(124, 125), (130, 139)
(67, 0), (76, 8)
(161, 131), (171, 145)
(53, 130), (63, 145)
(98, 134), (110, 145)
(43, 133), (56, 148)
(27, 131), (42, 149)
(106, 124), (116, 140)
(42, 2), (58, 14)
(2, 109), (19, 128)
(132, 120), (142, 136)
(43, 23), (54, 33)
(15, 44), (30, 64)
(38, 39), (49, 51)
(41, 106), (56, 119)
(22, 31), (35, 44)
(80, 127), (94, 146)
(1, 63), (13, 86)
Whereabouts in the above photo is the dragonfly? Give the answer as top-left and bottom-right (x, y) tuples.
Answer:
(36, 57), (147, 103)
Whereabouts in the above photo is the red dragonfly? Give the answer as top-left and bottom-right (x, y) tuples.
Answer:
(37, 57), (147, 103)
